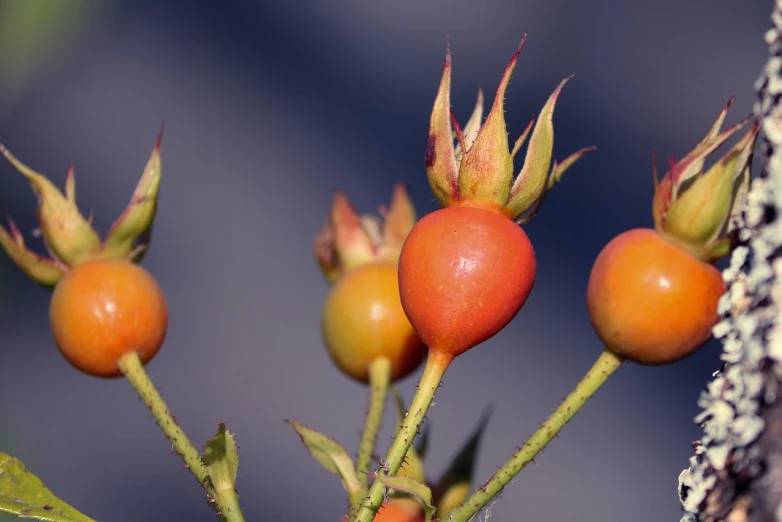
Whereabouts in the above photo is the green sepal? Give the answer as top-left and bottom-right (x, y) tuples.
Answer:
(517, 146), (597, 225)
(505, 76), (572, 218)
(456, 42), (520, 209)
(664, 144), (741, 246)
(102, 129), (163, 262)
(425, 43), (460, 207)
(0, 146), (100, 268)
(0, 218), (64, 287)
(652, 99), (760, 262)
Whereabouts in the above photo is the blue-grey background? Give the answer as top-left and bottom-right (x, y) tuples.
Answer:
(0, 1), (771, 521)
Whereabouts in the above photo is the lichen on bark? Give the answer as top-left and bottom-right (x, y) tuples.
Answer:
(678, 1), (782, 520)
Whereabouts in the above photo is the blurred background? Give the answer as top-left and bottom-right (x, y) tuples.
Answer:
(0, 1), (771, 521)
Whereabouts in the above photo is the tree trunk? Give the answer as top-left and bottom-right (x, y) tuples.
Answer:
(678, 1), (782, 520)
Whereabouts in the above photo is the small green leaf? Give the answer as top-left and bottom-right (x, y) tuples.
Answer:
(375, 476), (435, 522)
(201, 423), (239, 492)
(0, 453), (96, 522)
(286, 420), (361, 497)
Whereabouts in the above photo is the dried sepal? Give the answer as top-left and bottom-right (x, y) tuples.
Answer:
(456, 41), (522, 210)
(547, 146), (598, 191)
(653, 104), (750, 223)
(425, 38), (593, 223)
(0, 131), (165, 286)
(454, 90), (484, 166)
(378, 184), (416, 264)
(103, 129), (163, 260)
(0, 218), (64, 286)
(652, 100), (760, 262)
(313, 222), (341, 284)
(0, 145), (100, 267)
(505, 76), (573, 218)
(516, 146), (598, 225)
(700, 96), (734, 144)
(676, 116), (751, 200)
(510, 118), (535, 159)
(315, 191), (375, 281)
(725, 121), (757, 232)
(425, 44), (460, 207)
(665, 125), (756, 245)
(314, 184), (416, 283)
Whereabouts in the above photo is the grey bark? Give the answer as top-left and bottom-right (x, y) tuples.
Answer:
(678, 1), (782, 520)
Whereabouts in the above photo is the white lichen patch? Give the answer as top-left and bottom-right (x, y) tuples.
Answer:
(677, 2), (782, 519)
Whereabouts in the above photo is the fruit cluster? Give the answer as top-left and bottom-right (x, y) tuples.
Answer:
(0, 37), (760, 522)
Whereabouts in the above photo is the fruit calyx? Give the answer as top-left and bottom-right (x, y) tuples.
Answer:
(0, 129), (164, 287)
(314, 184), (416, 284)
(651, 98), (760, 263)
(424, 35), (595, 223)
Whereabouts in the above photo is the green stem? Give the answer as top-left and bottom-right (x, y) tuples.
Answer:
(214, 484), (246, 522)
(354, 351), (452, 522)
(118, 352), (225, 515)
(348, 489), (365, 516)
(356, 357), (392, 493)
(444, 349), (624, 522)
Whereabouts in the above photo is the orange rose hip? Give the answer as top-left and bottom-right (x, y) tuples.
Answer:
(49, 259), (168, 377)
(586, 100), (759, 365)
(586, 228), (724, 365)
(341, 502), (424, 522)
(321, 262), (425, 383)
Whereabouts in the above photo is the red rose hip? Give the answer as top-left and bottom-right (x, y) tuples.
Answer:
(398, 205), (535, 359)
(394, 39), (591, 362)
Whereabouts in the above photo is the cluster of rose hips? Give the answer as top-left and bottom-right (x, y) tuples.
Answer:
(0, 37), (759, 522)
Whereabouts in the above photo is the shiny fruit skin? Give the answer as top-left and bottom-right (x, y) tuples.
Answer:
(321, 262), (426, 383)
(340, 502), (424, 522)
(587, 228), (725, 365)
(49, 259), (169, 378)
(398, 205), (536, 358)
